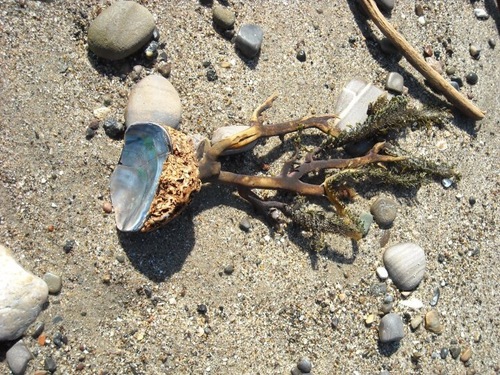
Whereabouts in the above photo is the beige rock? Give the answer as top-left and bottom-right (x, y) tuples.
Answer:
(0, 245), (48, 341)
(424, 309), (444, 334)
(125, 75), (182, 129)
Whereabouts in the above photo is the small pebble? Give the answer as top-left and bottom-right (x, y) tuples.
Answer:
(291, 367), (302, 375)
(460, 347), (472, 362)
(212, 6), (235, 30)
(430, 287), (440, 306)
(359, 211), (373, 236)
(425, 310), (443, 334)
(235, 24), (264, 58)
(376, 266), (389, 280)
(450, 345), (461, 359)
(385, 72), (404, 94)
(488, 38), (496, 49)
(144, 40), (158, 59)
(469, 44), (481, 58)
(28, 321), (45, 339)
(410, 315), (422, 330)
(296, 50), (307, 62)
(466, 72), (478, 85)
(469, 196), (476, 206)
(445, 66), (456, 76)
(103, 118), (124, 139)
(370, 283), (387, 296)
(441, 178), (453, 188)
(378, 313), (404, 343)
(417, 16), (426, 25)
(473, 8), (489, 20)
(370, 197), (397, 228)
(415, 3), (424, 16)
(206, 68), (218, 82)
(297, 358), (312, 372)
(223, 265), (234, 275)
(85, 127), (96, 139)
(43, 272), (62, 294)
(450, 81), (460, 91)
(239, 217), (251, 232)
(102, 201), (112, 213)
(63, 239), (75, 253)
(44, 356), (57, 372)
(440, 347), (449, 359)
(6, 340), (33, 375)
(157, 61), (172, 78)
(197, 304), (208, 314)
(375, 0), (394, 12)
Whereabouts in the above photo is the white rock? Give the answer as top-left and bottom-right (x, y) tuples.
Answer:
(474, 8), (489, 20)
(383, 242), (426, 291)
(376, 266), (389, 280)
(399, 298), (424, 310)
(125, 75), (182, 129)
(0, 244), (49, 341)
(211, 125), (257, 155)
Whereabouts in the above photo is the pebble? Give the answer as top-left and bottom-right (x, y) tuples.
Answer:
(43, 272), (62, 294)
(235, 24), (264, 58)
(415, 3), (424, 16)
(125, 75), (182, 129)
(358, 211), (373, 236)
(239, 216), (252, 232)
(441, 178), (453, 188)
(0, 244), (48, 341)
(44, 356), (57, 372)
(27, 321), (45, 338)
(375, 0), (394, 11)
(297, 358), (312, 372)
(488, 38), (496, 49)
(417, 16), (426, 26)
(296, 50), (307, 62)
(385, 72), (404, 94)
(103, 118), (124, 139)
(430, 287), (440, 306)
(440, 347), (449, 359)
(425, 310), (443, 334)
(466, 72), (478, 85)
(206, 68), (218, 82)
(370, 283), (387, 296)
(450, 344), (461, 359)
(378, 313), (404, 343)
(474, 8), (489, 20)
(63, 239), (75, 253)
(383, 243), (426, 291)
(88, 1), (155, 60)
(376, 266), (389, 280)
(399, 298), (424, 310)
(197, 304), (208, 314)
(223, 265), (234, 275)
(144, 40), (159, 59)
(6, 340), (33, 375)
(450, 81), (460, 91)
(469, 44), (481, 58)
(410, 315), (422, 330)
(291, 367), (302, 375)
(370, 197), (397, 228)
(460, 347), (472, 362)
(212, 6), (235, 30)
(102, 201), (113, 214)
(93, 106), (111, 120)
(156, 61), (172, 78)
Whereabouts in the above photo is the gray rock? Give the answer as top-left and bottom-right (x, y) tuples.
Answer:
(375, 0), (395, 11)
(370, 197), (397, 228)
(43, 272), (62, 295)
(297, 358), (312, 372)
(211, 125), (257, 155)
(44, 356), (57, 372)
(235, 24), (264, 58)
(378, 313), (404, 342)
(383, 243), (426, 290)
(213, 6), (235, 30)
(469, 44), (481, 58)
(385, 72), (404, 94)
(450, 81), (460, 91)
(88, 1), (155, 60)
(359, 211), (373, 236)
(103, 118), (124, 139)
(125, 75), (182, 129)
(0, 244), (49, 341)
(6, 340), (33, 375)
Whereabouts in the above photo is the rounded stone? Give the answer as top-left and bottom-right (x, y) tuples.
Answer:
(375, 0), (395, 11)
(6, 340), (33, 375)
(125, 75), (182, 129)
(0, 245), (49, 341)
(235, 24), (264, 58)
(371, 197), (397, 228)
(297, 358), (312, 372)
(88, 1), (155, 60)
(425, 309), (444, 334)
(378, 313), (404, 343)
(469, 44), (481, 58)
(376, 266), (389, 280)
(359, 211), (373, 236)
(466, 72), (478, 85)
(212, 6), (235, 30)
(383, 243), (426, 290)
(43, 272), (62, 295)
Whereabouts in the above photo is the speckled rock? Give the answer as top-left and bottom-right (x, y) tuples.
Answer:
(235, 24), (264, 58)
(378, 313), (404, 342)
(425, 309), (444, 334)
(370, 197), (397, 228)
(383, 243), (426, 290)
(213, 6), (235, 30)
(125, 75), (182, 129)
(88, 1), (155, 60)
(6, 340), (33, 375)
(0, 244), (49, 341)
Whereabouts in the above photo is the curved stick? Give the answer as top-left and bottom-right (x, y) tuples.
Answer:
(360, 0), (485, 120)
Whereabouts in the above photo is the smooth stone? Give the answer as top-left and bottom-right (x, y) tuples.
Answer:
(466, 72), (478, 85)
(474, 9), (489, 20)
(359, 211), (373, 236)
(239, 216), (251, 232)
(450, 81), (460, 91)
(450, 345), (461, 359)
(440, 347), (449, 359)
(375, 0), (394, 11)
(488, 38), (496, 49)
(370, 197), (397, 228)
(125, 75), (182, 129)
(376, 266), (389, 280)
(43, 272), (62, 295)
(6, 340), (33, 375)
(213, 6), (235, 30)
(291, 367), (302, 375)
(334, 79), (388, 131)
(460, 347), (472, 362)
(27, 320), (44, 338)
(469, 44), (481, 58)
(103, 118), (124, 139)
(383, 243), (426, 291)
(378, 313), (404, 343)
(425, 310), (444, 334)
(297, 358), (312, 372)
(88, 1), (155, 60)
(235, 24), (264, 58)
(0, 244), (49, 341)
(211, 125), (257, 155)
(385, 72), (404, 94)
(410, 315), (423, 330)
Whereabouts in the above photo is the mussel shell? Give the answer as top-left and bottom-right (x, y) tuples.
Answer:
(110, 122), (171, 232)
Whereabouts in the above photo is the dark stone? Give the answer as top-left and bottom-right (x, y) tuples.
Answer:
(103, 118), (124, 139)
(44, 356), (57, 372)
(450, 346), (461, 359)
(63, 239), (75, 253)
(440, 347), (449, 359)
(235, 24), (264, 58)
(297, 358), (312, 372)
(197, 304), (208, 314)
(466, 72), (478, 85)
(296, 50), (307, 62)
(206, 68), (218, 82)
